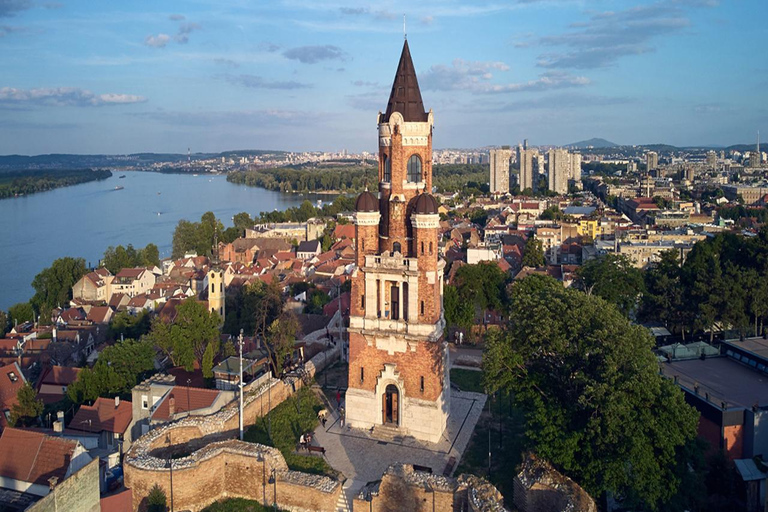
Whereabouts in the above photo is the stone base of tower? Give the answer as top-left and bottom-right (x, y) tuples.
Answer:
(346, 385), (449, 444)
(345, 329), (451, 444)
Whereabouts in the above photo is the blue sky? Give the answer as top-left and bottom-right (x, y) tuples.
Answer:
(0, 0), (765, 154)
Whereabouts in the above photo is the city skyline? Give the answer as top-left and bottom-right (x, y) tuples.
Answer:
(0, 0), (766, 155)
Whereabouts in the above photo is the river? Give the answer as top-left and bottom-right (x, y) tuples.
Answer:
(0, 171), (335, 311)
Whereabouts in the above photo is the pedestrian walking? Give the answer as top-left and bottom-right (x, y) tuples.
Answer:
(339, 407), (345, 428)
(299, 433), (306, 451)
(336, 390), (341, 406)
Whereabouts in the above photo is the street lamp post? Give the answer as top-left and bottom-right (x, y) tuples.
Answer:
(425, 483), (435, 512)
(186, 378), (191, 418)
(365, 489), (373, 512)
(167, 432), (174, 512)
(268, 468), (277, 511)
(238, 329), (244, 441)
(262, 457), (267, 507)
(487, 394), (492, 479)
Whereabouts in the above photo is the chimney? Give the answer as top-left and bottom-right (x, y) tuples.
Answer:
(53, 420), (63, 434)
(168, 396), (176, 417)
(52, 328), (57, 342)
(115, 396), (120, 408)
(48, 476), (59, 491)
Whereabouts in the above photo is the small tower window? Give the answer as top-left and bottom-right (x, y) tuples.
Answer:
(421, 241), (425, 254)
(429, 242), (433, 254)
(421, 301), (425, 316)
(361, 295), (365, 308)
(420, 376), (425, 393)
(383, 155), (391, 182)
(360, 367), (365, 383)
(393, 242), (401, 254)
(362, 239), (365, 250)
(210, 283), (214, 293)
(220, 283), (223, 292)
(407, 155), (422, 183)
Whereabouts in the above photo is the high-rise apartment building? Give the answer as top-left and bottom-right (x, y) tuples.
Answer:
(569, 153), (582, 182)
(346, 40), (449, 443)
(646, 151), (659, 171)
(517, 145), (538, 191)
(489, 146), (512, 194)
(548, 148), (570, 194)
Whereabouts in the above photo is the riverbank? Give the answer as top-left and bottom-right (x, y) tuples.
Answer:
(0, 169), (112, 200)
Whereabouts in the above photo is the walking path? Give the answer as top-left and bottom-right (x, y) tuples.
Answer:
(311, 386), (486, 501)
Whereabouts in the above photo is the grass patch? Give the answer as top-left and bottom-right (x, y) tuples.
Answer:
(455, 390), (527, 501)
(202, 497), (285, 511)
(244, 386), (336, 477)
(451, 368), (485, 393)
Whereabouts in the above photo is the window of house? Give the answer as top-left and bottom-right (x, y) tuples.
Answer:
(383, 155), (391, 182)
(407, 155), (422, 183)
(142, 395), (148, 410)
(7, 372), (17, 383)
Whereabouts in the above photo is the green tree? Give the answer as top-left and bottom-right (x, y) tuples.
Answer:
(31, 257), (87, 311)
(148, 299), (220, 371)
(640, 250), (690, 336)
(67, 339), (156, 404)
(443, 284), (473, 334)
(305, 289), (331, 314)
(0, 310), (8, 336)
(484, 275), (699, 508)
(10, 382), (44, 427)
(108, 310), (152, 341)
(576, 254), (645, 317)
(266, 312), (299, 377)
(8, 302), (35, 326)
(521, 237), (545, 268)
(147, 483), (168, 512)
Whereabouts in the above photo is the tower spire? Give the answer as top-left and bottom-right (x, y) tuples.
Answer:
(382, 40), (428, 123)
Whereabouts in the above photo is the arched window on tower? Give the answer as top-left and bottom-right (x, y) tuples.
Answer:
(407, 155), (422, 183)
(393, 242), (402, 254)
(383, 155), (391, 182)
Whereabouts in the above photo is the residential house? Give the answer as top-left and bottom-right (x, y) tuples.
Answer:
(0, 363), (26, 430)
(0, 427), (92, 497)
(296, 240), (322, 260)
(71, 268), (113, 304)
(69, 396), (133, 453)
(85, 306), (113, 325)
(36, 366), (81, 405)
(110, 268), (156, 298)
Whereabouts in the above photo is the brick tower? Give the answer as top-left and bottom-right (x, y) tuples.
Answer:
(346, 40), (449, 443)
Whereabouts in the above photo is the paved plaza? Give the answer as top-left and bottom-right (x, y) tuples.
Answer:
(311, 387), (486, 510)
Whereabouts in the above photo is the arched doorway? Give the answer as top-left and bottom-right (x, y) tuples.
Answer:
(382, 384), (399, 425)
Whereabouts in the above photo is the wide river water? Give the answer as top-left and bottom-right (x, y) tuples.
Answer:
(0, 171), (334, 310)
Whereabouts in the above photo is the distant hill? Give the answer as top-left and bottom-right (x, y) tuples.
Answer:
(566, 138), (618, 149)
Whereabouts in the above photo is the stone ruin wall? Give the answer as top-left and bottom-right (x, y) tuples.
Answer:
(124, 343), (341, 511)
(513, 452), (596, 512)
(352, 464), (507, 512)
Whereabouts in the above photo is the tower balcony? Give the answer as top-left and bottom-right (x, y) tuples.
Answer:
(363, 253), (419, 275)
(349, 315), (445, 342)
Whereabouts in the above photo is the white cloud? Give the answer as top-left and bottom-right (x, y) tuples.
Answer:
(145, 33), (170, 48)
(0, 87), (147, 107)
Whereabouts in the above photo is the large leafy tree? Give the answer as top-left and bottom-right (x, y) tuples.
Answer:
(0, 310), (8, 337)
(576, 254), (645, 317)
(149, 299), (220, 373)
(521, 237), (545, 268)
(452, 262), (508, 314)
(443, 284), (473, 334)
(31, 257), (87, 312)
(266, 312), (300, 377)
(171, 212), (225, 259)
(66, 338), (156, 404)
(102, 243), (160, 274)
(8, 302), (34, 326)
(640, 250), (691, 336)
(10, 383), (44, 427)
(222, 279), (283, 337)
(484, 275), (699, 508)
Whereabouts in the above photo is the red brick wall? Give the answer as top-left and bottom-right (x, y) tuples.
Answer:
(724, 424), (744, 460)
(348, 331), (444, 402)
(697, 415), (721, 454)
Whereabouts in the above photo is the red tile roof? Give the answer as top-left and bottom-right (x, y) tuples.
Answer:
(101, 488), (133, 512)
(333, 224), (355, 240)
(152, 386), (220, 421)
(86, 306), (112, 324)
(0, 363), (26, 428)
(70, 397), (132, 434)
(0, 427), (78, 486)
(40, 366), (81, 387)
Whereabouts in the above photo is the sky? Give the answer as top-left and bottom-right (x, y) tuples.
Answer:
(0, 0), (766, 154)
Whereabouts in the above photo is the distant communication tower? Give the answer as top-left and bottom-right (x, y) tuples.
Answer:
(187, 147), (191, 167)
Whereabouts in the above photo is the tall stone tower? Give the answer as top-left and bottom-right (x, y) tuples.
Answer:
(208, 240), (225, 320)
(346, 40), (449, 444)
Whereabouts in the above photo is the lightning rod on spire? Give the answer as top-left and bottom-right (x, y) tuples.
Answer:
(403, 14), (406, 40)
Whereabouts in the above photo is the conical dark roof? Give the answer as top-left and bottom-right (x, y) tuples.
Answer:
(382, 40), (428, 123)
(413, 193), (438, 215)
(355, 190), (379, 212)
